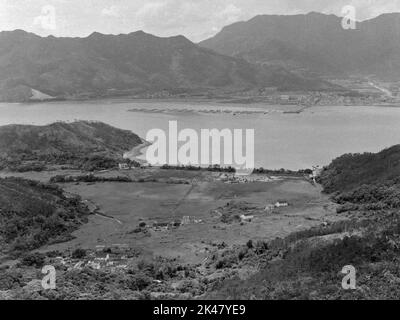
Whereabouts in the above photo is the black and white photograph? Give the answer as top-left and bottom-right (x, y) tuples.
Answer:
(1, 0), (400, 305)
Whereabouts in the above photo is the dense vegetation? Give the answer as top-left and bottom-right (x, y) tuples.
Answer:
(50, 174), (133, 184)
(319, 145), (400, 193)
(0, 249), (213, 300)
(0, 178), (89, 255)
(318, 145), (400, 212)
(0, 121), (142, 171)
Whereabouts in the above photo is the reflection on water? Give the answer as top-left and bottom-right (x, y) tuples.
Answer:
(1, 100), (400, 169)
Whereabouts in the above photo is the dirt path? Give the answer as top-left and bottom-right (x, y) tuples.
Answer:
(169, 178), (198, 215)
(94, 212), (123, 225)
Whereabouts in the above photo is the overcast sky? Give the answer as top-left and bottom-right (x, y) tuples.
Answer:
(1, 0), (400, 41)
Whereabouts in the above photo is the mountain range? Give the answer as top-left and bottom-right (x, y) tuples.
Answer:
(0, 29), (327, 102)
(3, 12), (400, 102)
(200, 12), (400, 79)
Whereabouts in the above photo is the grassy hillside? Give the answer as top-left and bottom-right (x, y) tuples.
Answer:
(0, 177), (89, 255)
(0, 121), (142, 171)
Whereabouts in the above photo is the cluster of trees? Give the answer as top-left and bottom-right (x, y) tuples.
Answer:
(50, 174), (132, 184)
(333, 183), (400, 211)
(253, 168), (312, 175)
(50, 174), (190, 185)
(160, 164), (236, 173)
(160, 165), (312, 175)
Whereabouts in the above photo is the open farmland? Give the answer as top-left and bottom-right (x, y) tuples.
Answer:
(3, 168), (340, 264)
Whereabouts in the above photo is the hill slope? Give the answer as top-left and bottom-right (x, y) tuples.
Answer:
(200, 12), (400, 79)
(0, 30), (328, 102)
(0, 121), (143, 170)
(319, 145), (400, 193)
(0, 177), (89, 255)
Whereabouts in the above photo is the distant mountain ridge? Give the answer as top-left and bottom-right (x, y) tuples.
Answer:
(0, 30), (329, 102)
(200, 12), (400, 79)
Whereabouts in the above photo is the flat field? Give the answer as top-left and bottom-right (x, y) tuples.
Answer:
(1, 169), (340, 264)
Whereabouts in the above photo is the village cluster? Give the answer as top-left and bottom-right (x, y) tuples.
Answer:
(49, 245), (137, 272)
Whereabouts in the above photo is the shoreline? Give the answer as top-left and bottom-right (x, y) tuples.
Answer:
(3, 95), (399, 109)
(123, 140), (152, 164)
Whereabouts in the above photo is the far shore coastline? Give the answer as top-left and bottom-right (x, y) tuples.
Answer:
(3, 96), (398, 113)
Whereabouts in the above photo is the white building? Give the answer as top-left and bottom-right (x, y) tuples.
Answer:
(275, 202), (289, 208)
(118, 163), (129, 170)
